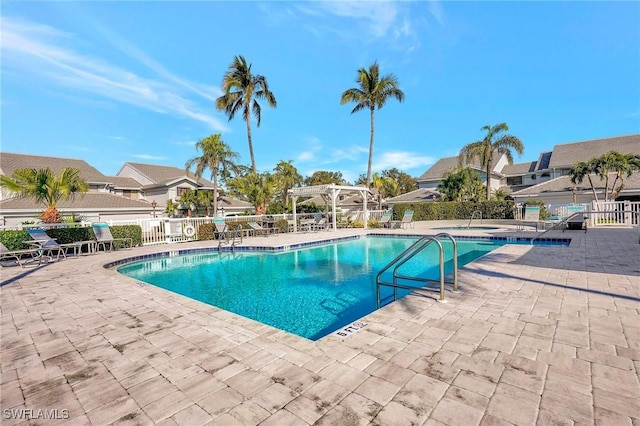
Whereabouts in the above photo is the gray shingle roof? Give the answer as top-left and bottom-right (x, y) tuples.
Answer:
(548, 134), (640, 168)
(511, 172), (640, 196)
(501, 161), (537, 176)
(417, 152), (504, 181)
(387, 188), (441, 203)
(120, 162), (214, 187)
(0, 193), (153, 210)
(104, 176), (142, 188)
(0, 152), (109, 183)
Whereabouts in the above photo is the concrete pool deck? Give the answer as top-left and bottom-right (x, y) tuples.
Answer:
(1, 223), (639, 425)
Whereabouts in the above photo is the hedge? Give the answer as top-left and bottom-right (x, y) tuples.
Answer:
(392, 200), (516, 221)
(0, 224), (143, 251)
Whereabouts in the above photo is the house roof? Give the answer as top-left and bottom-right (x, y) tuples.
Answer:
(548, 134), (640, 168)
(0, 192), (153, 210)
(0, 152), (110, 183)
(119, 162), (214, 187)
(105, 176), (142, 189)
(417, 152), (504, 181)
(511, 172), (640, 197)
(501, 161), (537, 176)
(217, 196), (253, 209)
(386, 188), (441, 203)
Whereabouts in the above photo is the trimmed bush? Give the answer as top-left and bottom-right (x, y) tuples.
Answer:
(0, 224), (143, 251)
(392, 200), (516, 221)
(274, 219), (290, 233)
(198, 223), (216, 240)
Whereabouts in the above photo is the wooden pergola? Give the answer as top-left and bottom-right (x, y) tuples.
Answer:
(288, 184), (372, 232)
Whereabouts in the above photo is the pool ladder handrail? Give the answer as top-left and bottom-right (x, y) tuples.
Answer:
(218, 224), (244, 251)
(375, 233), (458, 308)
(468, 210), (483, 229)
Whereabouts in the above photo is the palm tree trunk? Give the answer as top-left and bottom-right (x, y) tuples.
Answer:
(366, 107), (375, 188)
(486, 158), (492, 200)
(587, 175), (599, 202)
(246, 114), (256, 175)
(213, 170), (219, 217)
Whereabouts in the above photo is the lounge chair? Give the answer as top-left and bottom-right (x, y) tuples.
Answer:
(91, 223), (133, 251)
(392, 210), (414, 229)
(564, 205), (587, 232)
(517, 206), (542, 231)
(247, 221), (270, 237)
(25, 228), (77, 259)
(0, 241), (46, 267)
(377, 211), (392, 228)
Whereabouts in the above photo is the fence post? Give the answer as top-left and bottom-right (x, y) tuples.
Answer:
(624, 200), (631, 226)
(591, 200), (597, 227)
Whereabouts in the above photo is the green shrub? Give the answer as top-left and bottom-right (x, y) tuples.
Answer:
(0, 224), (143, 251)
(274, 219), (290, 233)
(0, 230), (31, 250)
(392, 200), (516, 221)
(198, 223), (216, 240)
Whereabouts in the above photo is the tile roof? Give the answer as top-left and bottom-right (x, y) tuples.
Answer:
(548, 134), (640, 168)
(0, 152), (109, 183)
(104, 176), (142, 188)
(120, 162), (214, 187)
(511, 172), (640, 196)
(0, 192), (153, 210)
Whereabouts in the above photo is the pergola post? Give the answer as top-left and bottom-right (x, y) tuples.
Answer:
(291, 195), (299, 233)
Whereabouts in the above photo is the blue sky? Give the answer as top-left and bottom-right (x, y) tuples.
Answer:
(2, 1), (639, 184)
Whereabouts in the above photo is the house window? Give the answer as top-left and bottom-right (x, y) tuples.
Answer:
(507, 176), (523, 186)
(176, 187), (189, 197)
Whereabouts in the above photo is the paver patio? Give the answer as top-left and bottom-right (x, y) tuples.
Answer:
(1, 223), (639, 425)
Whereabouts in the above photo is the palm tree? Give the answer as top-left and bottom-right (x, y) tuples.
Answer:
(227, 172), (277, 215)
(185, 133), (239, 216)
(0, 167), (88, 223)
(273, 160), (303, 209)
(371, 172), (398, 209)
(569, 160), (599, 202)
(459, 123), (524, 200)
(216, 55), (277, 175)
(341, 61), (404, 188)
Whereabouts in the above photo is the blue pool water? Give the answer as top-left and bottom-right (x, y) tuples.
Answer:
(117, 236), (561, 340)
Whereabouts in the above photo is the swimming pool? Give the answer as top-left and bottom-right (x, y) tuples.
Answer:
(117, 236), (564, 340)
(432, 226), (501, 230)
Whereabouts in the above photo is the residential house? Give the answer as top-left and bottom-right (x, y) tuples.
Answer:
(0, 153), (253, 227)
(414, 134), (640, 209)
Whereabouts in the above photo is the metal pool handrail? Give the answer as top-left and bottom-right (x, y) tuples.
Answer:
(375, 233), (458, 308)
(467, 210), (483, 229)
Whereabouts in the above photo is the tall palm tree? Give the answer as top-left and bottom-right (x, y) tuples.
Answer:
(0, 167), (88, 223)
(185, 133), (239, 217)
(341, 61), (404, 188)
(216, 55), (277, 175)
(459, 123), (524, 200)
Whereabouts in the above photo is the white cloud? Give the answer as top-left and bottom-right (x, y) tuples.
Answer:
(131, 154), (166, 161)
(373, 151), (435, 171)
(0, 16), (227, 131)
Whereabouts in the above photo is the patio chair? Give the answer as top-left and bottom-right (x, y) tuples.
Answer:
(0, 241), (46, 267)
(247, 221), (270, 237)
(91, 223), (133, 252)
(517, 206), (542, 231)
(392, 210), (414, 229)
(25, 228), (76, 260)
(563, 205), (587, 232)
(377, 211), (392, 228)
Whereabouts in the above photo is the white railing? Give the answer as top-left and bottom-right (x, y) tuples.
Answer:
(591, 200), (640, 226)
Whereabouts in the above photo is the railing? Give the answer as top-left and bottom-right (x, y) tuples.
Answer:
(591, 201), (640, 226)
(467, 210), (483, 229)
(375, 233), (458, 307)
